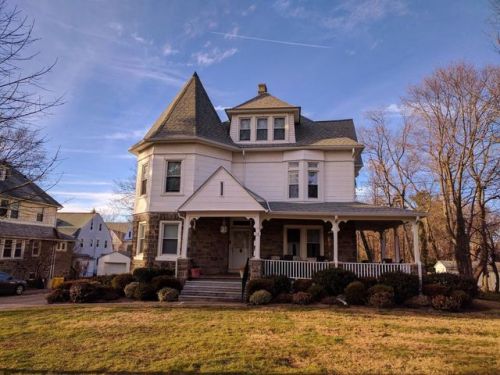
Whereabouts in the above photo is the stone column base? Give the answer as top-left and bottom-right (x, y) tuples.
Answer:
(249, 258), (263, 280)
(176, 257), (191, 283)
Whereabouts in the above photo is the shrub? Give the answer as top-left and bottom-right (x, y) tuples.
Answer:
(313, 268), (357, 296)
(359, 276), (378, 290)
(249, 290), (272, 305)
(246, 278), (274, 301)
(95, 285), (120, 301)
(267, 275), (292, 295)
(133, 267), (173, 283)
(46, 289), (69, 304)
(368, 284), (394, 308)
(423, 283), (450, 297)
(404, 294), (431, 308)
(111, 274), (135, 293)
(133, 283), (157, 301)
(124, 282), (140, 298)
(425, 273), (477, 298)
(151, 276), (183, 292)
(431, 294), (461, 311)
(292, 292), (313, 305)
(293, 279), (313, 292)
(158, 287), (179, 302)
(273, 293), (293, 303)
(57, 279), (90, 291)
(87, 275), (115, 286)
(69, 282), (99, 303)
(320, 296), (338, 305)
(344, 281), (366, 305)
(379, 272), (419, 304)
(451, 290), (472, 308)
(307, 284), (328, 302)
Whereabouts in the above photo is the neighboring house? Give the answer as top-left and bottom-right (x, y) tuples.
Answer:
(106, 222), (133, 254)
(129, 73), (424, 284)
(56, 212), (113, 277)
(0, 164), (74, 281)
(434, 260), (500, 292)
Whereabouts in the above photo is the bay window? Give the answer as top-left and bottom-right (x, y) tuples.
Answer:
(137, 222), (146, 256)
(140, 163), (148, 196)
(165, 161), (181, 193)
(288, 162), (299, 199)
(308, 162), (319, 199)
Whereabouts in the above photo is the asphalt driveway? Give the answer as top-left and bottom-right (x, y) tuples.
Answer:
(0, 289), (48, 309)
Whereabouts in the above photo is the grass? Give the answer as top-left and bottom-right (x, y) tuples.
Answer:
(0, 304), (499, 374)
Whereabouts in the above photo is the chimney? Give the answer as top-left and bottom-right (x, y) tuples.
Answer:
(258, 83), (267, 95)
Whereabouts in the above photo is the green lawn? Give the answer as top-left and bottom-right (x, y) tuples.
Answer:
(0, 304), (499, 374)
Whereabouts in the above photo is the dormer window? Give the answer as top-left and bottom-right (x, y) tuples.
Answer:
(256, 118), (268, 141)
(274, 118), (285, 140)
(239, 118), (251, 141)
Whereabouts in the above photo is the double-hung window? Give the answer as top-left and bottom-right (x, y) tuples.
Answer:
(256, 118), (268, 141)
(165, 161), (181, 193)
(306, 229), (321, 258)
(140, 163), (149, 196)
(159, 222), (180, 256)
(273, 117), (285, 140)
(308, 162), (319, 199)
(137, 223), (146, 256)
(9, 201), (19, 219)
(288, 162), (299, 199)
(2, 239), (12, 258)
(36, 208), (44, 222)
(14, 241), (24, 258)
(32, 240), (40, 257)
(239, 118), (251, 141)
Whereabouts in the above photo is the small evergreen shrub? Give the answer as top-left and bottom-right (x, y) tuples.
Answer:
(96, 285), (120, 301)
(425, 273), (477, 298)
(249, 290), (272, 305)
(267, 275), (292, 295)
(57, 279), (90, 291)
(158, 287), (179, 302)
(293, 279), (313, 292)
(307, 284), (328, 302)
(151, 275), (183, 292)
(69, 282), (99, 303)
(359, 276), (378, 290)
(431, 294), (461, 311)
(312, 268), (357, 296)
(450, 290), (471, 308)
(404, 294), (431, 308)
(292, 292), (313, 305)
(273, 293), (293, 303)
(423, 283), (450, 297)
(344, 281), (366, 305)
(87, 275), (115, 286)
(133, 267), (173, 283)
(111, 274), (135, 293)
(133, 283), (157, 301)
(368, 284), (394, 308)
(46, 289), (69, 304)
(379, 272), (419, 304)
(246, 278), (274, 301)
(124, 282), (140, 298)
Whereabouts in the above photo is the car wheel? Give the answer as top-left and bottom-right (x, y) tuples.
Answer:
(15, 285), (24, 295)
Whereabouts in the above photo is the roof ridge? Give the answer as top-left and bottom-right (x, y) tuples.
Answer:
(315, 119), (353, 123)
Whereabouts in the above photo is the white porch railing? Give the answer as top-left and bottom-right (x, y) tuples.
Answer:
(262, 259), (413, 279)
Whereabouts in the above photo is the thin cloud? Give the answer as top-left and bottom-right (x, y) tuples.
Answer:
(162, 43), (179, 56)
(193, 47), (238, 66)
(103, 129), (147, 140)
(211, 31), (331, 49)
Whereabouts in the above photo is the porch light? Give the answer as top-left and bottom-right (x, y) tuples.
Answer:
(220, 219), (228, 234)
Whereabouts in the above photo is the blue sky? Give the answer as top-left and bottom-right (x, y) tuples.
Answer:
(12, 0), (498, 214)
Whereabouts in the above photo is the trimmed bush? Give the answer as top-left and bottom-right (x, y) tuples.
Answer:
(87, 275), (115, 286)
(69, 282), (99, 303)
(57, 279), (90, 291)
(307, 284), (328, 302)
(451, 290), (471, 308)
(273, 293), (293, 303)
(425, 273), (477, 298)
(359, 276), (378, 290)
(158, 287), (179, 302)
(404, 294), (431, 308)
(292, 292), (313, 305)
(151, 276), (183, 292)
(344, 281), (366, 305)
(246, 278), (274, 301)
(249, 290), (272, 305)
(124, 282), (140, 298)
(133, 267), (173, 283)
(293, 279), (313, 292)
(379, 272), (419, 304)
(368, 284), (394, 308)
(111, 274), (135, 293)
(267, 275), (292, 296)
(133, 283), (157, 301)
(313, 268), (357, 296)
(46, 289), (69, 304)
(423, 283), (450, 297)
(96, 285), (120, 301)
(431, 294), (461, 311)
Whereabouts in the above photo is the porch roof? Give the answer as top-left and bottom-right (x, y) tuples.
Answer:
(266, 201), (425, 219)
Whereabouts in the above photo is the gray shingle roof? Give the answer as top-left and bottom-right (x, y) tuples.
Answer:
(231, 92), (297, 110)
(267, 201), (424, 218)
(0, 221), (74, 240)
(56, 212), (95, 236)
(0, 165), (62, 207)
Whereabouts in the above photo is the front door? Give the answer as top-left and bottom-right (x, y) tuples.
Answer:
(229, 229), (251, 272)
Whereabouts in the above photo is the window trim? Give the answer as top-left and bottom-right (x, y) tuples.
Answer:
(164, 160), (183, 194)
(135, 221), (146, 260)
(156, 220), (181, 260)
(239, 117), (251, 141)
(283, 225), (324, 260)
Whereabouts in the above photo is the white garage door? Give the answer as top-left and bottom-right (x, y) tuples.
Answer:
(103, 262), (128, 275)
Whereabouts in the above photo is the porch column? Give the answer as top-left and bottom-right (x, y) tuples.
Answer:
(412, 218), (423, 293)
(180, 214), (191, 258)
(252, 215), (262, 259)
(331, 220), (340, 267)
(394, 227), (401, 263)
(379, 229), (386, 261)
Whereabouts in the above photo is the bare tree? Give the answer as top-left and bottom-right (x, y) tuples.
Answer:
(0, 1), (61, 194)
(108, 170), (136, 220)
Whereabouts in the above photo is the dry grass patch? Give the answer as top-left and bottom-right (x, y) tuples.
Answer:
(0, 304), (499, 374)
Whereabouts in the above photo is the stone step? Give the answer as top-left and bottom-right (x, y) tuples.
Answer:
(179, 295), (242, 302)
(180, 279), (244, 302)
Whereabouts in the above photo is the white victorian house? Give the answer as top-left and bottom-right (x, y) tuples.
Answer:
(130, 73), (425, 286)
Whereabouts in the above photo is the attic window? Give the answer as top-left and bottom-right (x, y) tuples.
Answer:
(239, 118), (251, 141)
(256, 118), (268, 141)
(274, 118), (285, 140)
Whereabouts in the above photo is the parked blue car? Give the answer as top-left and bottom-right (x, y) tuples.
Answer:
(0, 272), (27, 295)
